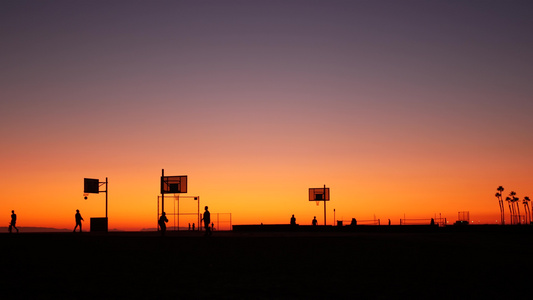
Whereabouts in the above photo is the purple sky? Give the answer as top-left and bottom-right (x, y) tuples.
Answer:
(3, 1), (532, 134)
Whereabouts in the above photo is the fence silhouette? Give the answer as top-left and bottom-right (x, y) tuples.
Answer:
(337, 219), (381, 226)
(199, 213), (232, 231)
(400, 217), (446, 227)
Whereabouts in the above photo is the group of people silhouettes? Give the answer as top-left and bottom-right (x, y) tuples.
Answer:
(9, 206), (211, 235)
(290, 215), (319, 226)
(8, 209), (85, 233)
(158, 206), (212, 236)
(9, 207), (213, 234)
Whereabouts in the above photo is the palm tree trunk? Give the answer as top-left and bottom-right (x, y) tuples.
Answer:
(512, 203), (516, 224)
(516, 204), (521, 224)
(498, 199), (502, 224)
(508, 204), (513, 225)
(501, 199), (505, 225)
(513, 202), (518, 224)
(514, 203), (517, 224)
(526, 203), (533, 224)
(515, 203), (519, 224)
(526, 202), (531, 224)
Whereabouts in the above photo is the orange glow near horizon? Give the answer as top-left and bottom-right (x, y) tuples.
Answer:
(1, 156), (531, 230)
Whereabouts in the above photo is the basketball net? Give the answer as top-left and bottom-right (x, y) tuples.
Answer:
(316, 201), (320, 206)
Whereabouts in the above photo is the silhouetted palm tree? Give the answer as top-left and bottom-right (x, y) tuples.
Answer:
(510, 191), (520, 224)
(506, 196), (514, 224)
(523, 196), (531, 224)
(495, 192), (502, 223)
(496, 186), (505, 224)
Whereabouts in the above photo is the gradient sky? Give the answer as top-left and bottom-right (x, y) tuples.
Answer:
(1, 0), (532, 230)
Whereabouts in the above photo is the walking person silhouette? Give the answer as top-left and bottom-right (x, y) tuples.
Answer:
(9, 210), (18, 233)
(202, 206), (211, 236)
(159, 212), (168, 236)
(73, 209), (84, 232)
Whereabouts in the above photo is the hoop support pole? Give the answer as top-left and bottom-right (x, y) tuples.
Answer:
(323, 184), (326, 226)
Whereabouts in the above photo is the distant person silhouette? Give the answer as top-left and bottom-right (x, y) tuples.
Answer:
(430, 218), (435, 226)
(290, 214), (296, 226)
(202, 206), (211, 236)
(73, 209), (84, 232)
(350, 218), (357, 226)
(159, 212), (168, 236)
(312, 216), (318, 226)
(388, 219), (391, 226)
(9, 210), (18, 233)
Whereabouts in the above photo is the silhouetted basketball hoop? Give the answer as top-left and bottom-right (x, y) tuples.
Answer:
(160, 169), (189, 231)
(84, 178), (99, 194)
(309, 187), (329, 202)
(83, 177), (109, 232)
(161, 175), (187, 194)
(309, 185), (330, 226)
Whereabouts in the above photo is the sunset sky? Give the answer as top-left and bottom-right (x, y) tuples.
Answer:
(1, 1), (532, 230)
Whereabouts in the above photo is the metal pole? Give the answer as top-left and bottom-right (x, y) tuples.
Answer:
(198, 196), (200, 231)
(105, 177), (108, 219)
(161, 169), (165, 215)
(177, 195), (180, 231)
(323, 184), (326, 226)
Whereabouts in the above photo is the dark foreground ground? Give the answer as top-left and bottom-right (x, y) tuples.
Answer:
(1, 228), (532, 299)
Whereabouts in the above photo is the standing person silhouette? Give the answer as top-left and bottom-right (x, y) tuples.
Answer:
(9, 210), (18, 233)
(159, 212), (168, 236)
(312, 216), (318, 226)
(202, 206), (211, 236)
(290, 214), (296, 226)
(73, 209), (84, 232)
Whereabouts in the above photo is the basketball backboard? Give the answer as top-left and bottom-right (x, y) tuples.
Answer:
(161, 175), (187, 194)
(309, 188), (329, 201)
(84, 178), (100, 194)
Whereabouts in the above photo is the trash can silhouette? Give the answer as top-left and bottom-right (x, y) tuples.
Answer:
(90, 217), (108, 232)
